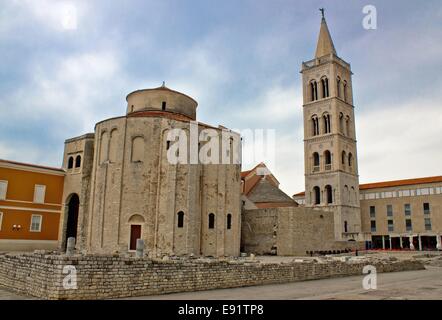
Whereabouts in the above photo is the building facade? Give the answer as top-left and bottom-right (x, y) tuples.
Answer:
(60, 84), (242, 257)
(360, 177), (442, 250)
(300, 16), (366, 241)
(0, 159), (65, 251)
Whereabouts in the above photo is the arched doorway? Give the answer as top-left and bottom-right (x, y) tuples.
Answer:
(65, 194), (79, 249)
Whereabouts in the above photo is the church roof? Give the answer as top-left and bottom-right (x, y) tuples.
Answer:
(315, 17), (337, 58)
(247, 178), (297, 204)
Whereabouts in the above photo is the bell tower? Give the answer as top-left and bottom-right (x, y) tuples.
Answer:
(301, 11), (362, 241)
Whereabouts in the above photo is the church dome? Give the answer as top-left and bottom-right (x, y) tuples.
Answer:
(126, 83), (198, 120)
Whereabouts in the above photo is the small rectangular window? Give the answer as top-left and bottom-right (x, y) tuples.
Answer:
(30, 214), (42, 232)
(387, 205), (393, 217)
(404, 204), (411, 216)
(33, 185), (46, 204)
(370, 220), (376, 232)
(387, 219), (394, 232)
(0, 212), (3, 231)
(406, 219), (412, 232)
(424, 218), (432, 231)
(423, 203), (430, 215)
(0, 180), (7, 200)
(369, 206), (376, 218)
(162, 101), (166, 111)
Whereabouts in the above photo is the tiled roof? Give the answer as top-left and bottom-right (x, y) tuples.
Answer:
(0, 159), (64, 173)
(360, 176), (442, 190)
(292, 175), (442, 197)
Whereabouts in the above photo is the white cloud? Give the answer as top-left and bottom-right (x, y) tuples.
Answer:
(357, 98), (442, 183)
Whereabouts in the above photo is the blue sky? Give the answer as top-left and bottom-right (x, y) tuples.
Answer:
(1, 0), (442, 195)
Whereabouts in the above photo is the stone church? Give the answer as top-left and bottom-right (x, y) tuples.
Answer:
(60, 85), (242, 257)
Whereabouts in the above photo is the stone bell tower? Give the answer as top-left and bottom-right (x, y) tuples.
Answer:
(301, 11), (363, 241)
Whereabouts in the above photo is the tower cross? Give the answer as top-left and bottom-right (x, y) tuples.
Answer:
(319, 8), (325, 19)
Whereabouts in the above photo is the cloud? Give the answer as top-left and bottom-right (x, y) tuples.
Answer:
(357, 98), (442, 183)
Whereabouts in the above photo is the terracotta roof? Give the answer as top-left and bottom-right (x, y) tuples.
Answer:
(241, 170), (252, 178)
(360, 176), (442, 190)
(0, 159), (64, 173)
(292, 175), (442, 197)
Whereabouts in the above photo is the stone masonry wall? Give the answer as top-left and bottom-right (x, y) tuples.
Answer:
(0, 252), (424, 300)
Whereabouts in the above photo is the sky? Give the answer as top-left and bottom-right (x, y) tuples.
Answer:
(0, 0), (441, 196)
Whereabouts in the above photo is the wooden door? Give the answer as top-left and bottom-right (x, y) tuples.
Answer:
(130, 225), (141, 250)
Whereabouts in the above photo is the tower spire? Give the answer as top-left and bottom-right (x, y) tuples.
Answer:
(315, 10), (337, 58)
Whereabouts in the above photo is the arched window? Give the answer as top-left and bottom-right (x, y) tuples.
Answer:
(342, 151), (346, 166)
(67, 156), (74, 169)
(344, 221), (348, 233)
(208, 213), (215, 229)
(227, 213), (232, 230)
(348, 153), (353, 168)
(313, 186), (321, 205)
(131, 136), (144, 162)
(336, 77), (341, 98)
(313, 152), (320, 172)
(343, 81), (348, 102)
(324, 150), (331, 170)
(339, 113), (344, 133)
(109, 129), (118, 163)
(312, 115), (319, 136)
(351, 187), (356, 204)
(323, 113), (331, 134)
(325, 185), (333, 204)
(177, 211), (184, 228)
(345, 116), (350, 137)
(75, 155), (81, 168)
(99, 131), (109, 164)
(321, 77), (329, 98)
(344, 185), (349, 203)
(310, 81), (318, 101)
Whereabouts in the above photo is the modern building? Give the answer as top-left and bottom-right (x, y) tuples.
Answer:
(360, 176), (442, 250)
(0, 159), (65, 251)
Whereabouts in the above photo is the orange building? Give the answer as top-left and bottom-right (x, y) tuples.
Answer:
(0, 159), (65, 251)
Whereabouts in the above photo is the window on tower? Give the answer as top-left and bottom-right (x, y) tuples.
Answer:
(341, 151), (346, 167)
(311, 115), (319, 136)
(348, 153), (353, 169)
(310, 81), (318, 101)
(324, 150), (331, 170)
(336, 77), (341, 98)
(339, 113), (344, 133)
(323, 113), (331, 134)
(313, 152), (320, 172)
(321, 77), (329, 98)
(343, 81), (348, 102)
(345, 116), (350, 137)
(313, 186), (321, 205)
(325, 185), (333, 204)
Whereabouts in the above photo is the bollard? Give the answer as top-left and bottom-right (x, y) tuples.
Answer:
(136, 239), (144, 258)
(66, 237), (76, 256)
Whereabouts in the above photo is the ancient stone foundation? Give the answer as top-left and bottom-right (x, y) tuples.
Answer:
(0, 252), (424, 300)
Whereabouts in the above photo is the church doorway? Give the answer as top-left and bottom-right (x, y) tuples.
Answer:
(65, 193), (79, 249)
(129, 225), (141, 251)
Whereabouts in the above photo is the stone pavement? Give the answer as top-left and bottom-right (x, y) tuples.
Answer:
(127, 266), (442, 300)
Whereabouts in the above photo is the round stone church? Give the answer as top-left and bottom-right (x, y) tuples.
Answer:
(60, 84), (241, 257)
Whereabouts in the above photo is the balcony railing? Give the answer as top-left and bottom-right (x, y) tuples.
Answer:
(325, 164), (331, 171)
(313, 166), (320, 173)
